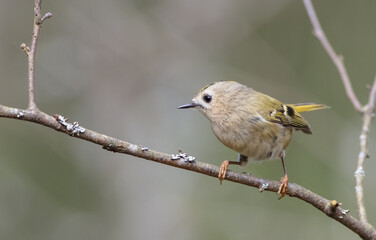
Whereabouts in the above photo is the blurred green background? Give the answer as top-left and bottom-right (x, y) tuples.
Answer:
(1, 0), (375, 239)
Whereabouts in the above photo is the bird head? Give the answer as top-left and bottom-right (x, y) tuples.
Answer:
(178, 81), (251, 122)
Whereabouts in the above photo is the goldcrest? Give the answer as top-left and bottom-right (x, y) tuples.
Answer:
(178, 81), (328, 198)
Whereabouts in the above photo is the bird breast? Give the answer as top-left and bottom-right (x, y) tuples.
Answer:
(210, 114), (293, 161)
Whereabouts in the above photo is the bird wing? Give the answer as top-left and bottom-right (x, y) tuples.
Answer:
(292, 103), (329, 113)
(266, 105), (312, 134)
(256, 93), (312, 134)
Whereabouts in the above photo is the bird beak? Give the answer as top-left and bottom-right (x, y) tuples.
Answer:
(177, 103), (200, 109)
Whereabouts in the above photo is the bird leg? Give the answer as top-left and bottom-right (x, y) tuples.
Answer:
(277, 156), (288, 199)
(218, 154), (248, 184)
(219, 160), (237, 184)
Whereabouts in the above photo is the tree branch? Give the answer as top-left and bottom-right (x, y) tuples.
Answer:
(355, 113), (371, 223)
(355, 76), (376, 223)
(303, 0), (376, 227)
(368, 76), (376, 112)
(0, 104), (375, 239)
(2, 0), (376, 239)
(302, 0), (363, 113)
(23, 0), (52, 110)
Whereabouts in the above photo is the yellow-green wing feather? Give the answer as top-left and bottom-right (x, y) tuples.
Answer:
(291, 103), (329, 113)
(267, 104), (312, 134)
(253, 92), (328, 134)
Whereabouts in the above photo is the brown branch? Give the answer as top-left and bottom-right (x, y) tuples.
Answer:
(0, 105), (376, 239)
(355, 113), (371, 223)
(303, 0), (376, 227)
(2, 0), (376, 239)
(368, 76), (376, 112)
(25, 0), (52, 110)
(355, 77), (376, 223)
(302, 0), (363, 113)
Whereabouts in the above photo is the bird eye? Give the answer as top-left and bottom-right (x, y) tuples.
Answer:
(203, 94), (212, 103)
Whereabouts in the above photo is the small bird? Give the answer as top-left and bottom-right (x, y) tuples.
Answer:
(178, 81), (328, 198)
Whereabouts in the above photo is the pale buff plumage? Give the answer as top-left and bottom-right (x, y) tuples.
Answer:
(178, 81), (328, 198)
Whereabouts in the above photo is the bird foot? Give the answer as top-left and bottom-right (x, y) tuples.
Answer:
(277, 175), (288, 199)
(218, 160), (229, 185)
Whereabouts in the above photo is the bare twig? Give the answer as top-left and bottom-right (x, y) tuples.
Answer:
(368, 76), (376, 112)
(355, 76), (376, 223)
(355, 113), (371, 223)
(0, 104), (375, 239)
(26, 0), (52, 110)
(2, 0), (376, 239)
(303, 0), (363, 113)
(303, 0), (376, 226)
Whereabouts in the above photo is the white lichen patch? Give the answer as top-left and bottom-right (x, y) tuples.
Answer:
(55, 114), (85, 136)
(358, 152), (367, 159)
(140, 146), (149, 151)
(261, 183), (269, 191)
(16, 110), (25, 118)
(171, 151), (195, 162)
(354, 167), (365, 177)
(185, 156), (196, 162)
(129, 144), (138, 153)
(341, 209), (349, 215)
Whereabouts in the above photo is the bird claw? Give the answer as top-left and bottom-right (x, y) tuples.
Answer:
(277, 175), (288, 199)
(218, 160), (229, 185)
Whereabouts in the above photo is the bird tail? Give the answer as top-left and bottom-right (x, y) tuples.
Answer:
(290, 103), (330, 113)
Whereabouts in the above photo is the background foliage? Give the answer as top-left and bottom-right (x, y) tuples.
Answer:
(1, 0), (375, 239)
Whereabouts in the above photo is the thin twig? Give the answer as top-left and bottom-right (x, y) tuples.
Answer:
(0, 104), (375, 239)
(303, 0), (376, 226)
(355, 113), (371, 223)
(368, 76), (376, 112)
(27, 0), (52, 110)
(2, 0), (376, 239)
(302, 0), (363, 113)
(355, 76), (376, 223)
